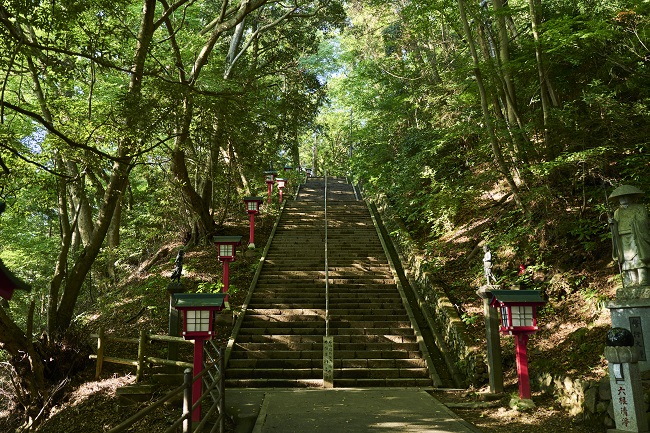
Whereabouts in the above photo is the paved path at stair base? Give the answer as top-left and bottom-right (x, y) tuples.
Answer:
(226, 388), (482, 433)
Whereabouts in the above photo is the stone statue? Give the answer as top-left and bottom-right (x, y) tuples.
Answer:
(609, 185), (650, 287)
(170, 248), (184, 282)
(483, 245), (497, 285)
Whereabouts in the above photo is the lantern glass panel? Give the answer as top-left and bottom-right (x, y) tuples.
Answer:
(247, 201), (258, 211)
(186, 310), (211, 332)
(500, 306), (509, 328)
(219, 244), (233, 257)
(265, 175), (273, 182)
(510, 305), (534, 327)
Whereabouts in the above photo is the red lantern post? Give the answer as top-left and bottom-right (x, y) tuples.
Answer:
(213, 236), (242, 309)
(243, 197), (263, 249)
(264, 170), (277, 204)
(276, 178), (287, 203)
(171, 293), (226, 424)
(490, 290), (546, 400)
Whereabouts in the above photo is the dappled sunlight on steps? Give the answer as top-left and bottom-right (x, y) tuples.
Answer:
(225, 177), (434, 388)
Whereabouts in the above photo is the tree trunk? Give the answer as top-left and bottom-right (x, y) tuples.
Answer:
(0, 305), (47, 424)
(171, 146), (215, 238)
(54, 158), (132, 331)
(47, 162), (73, 335)
(457, 0), (522, 209)
(65, 161), (94, 246)
(106, 192), (123, 282)
(529, 0), (557, 154)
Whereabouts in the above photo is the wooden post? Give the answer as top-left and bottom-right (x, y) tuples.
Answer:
(183, 368), (192, 433)
(167, 284), (185, 362)
(218, 351), (226, 432)
(477, 286), (504, 393)
(95, 327), (105, 379)
(136, 329), (146, 382)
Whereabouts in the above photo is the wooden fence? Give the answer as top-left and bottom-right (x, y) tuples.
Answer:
(90, 327), (193, 382)
(90, 328), (226, 433)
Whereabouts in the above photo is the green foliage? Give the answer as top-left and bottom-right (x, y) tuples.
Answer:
(568, 218), (610, 252)
(196, 281), (224, 294)
(581, 287), (609, 310)
(460, 312), (481, 327)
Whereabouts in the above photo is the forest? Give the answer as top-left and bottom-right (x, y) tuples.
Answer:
(1, 0), (649, 430)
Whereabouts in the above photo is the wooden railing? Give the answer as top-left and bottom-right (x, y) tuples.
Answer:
(90, 327), (194, 382)
(106, 349), (226, 433)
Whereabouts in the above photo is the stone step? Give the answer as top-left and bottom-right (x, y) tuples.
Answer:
(248, 300), (403, 308)
(241, 319), (411, 329)
(224, 378), (323, 388)
(225, 178), (435, 389)
(237, 327), (326, 336)
(332, 378), (432, 387)
(257, 272), (393, 279)
(233, 340), (418, 351)
(235, 334), (417, 344)
(247, 302), (326, 309)
(245, 307), (406, 316)
(228, 358), (322, 369)
(227, 368), (323, 379)
(229, 350), (323, 359)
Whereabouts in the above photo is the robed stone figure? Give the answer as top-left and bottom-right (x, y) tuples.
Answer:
(609, 185), (650, 287)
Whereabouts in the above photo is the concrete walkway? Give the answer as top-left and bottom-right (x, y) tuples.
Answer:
(226, 388), (483, 433)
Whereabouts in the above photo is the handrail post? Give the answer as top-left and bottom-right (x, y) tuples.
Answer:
(95, 327), (105, 379)
(183, 368), (192, 433)
(136, 329), (146, 382)
(218, 350), (225, 432)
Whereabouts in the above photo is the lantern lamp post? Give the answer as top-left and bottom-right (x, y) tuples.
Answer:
(243, 197), (264, 249)
(264, 170), (278, 204)
(490, 290), (546, 400)
(213, 236), (242, 309)
(276, 178), (287, 203)
(172, 293), (226, 424)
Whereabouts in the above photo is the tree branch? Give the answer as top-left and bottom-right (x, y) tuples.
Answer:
(1, 101), (120, 161)
(0, 143), (73, 178)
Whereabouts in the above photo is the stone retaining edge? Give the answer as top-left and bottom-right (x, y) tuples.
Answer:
(364, 197), (444, 388)
(362, 189), (485, 387)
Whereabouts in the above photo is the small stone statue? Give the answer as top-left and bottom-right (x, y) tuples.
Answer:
(170, 248), (184, 282)
(483, 244), (497, 285)
(609, 185), (650, 287)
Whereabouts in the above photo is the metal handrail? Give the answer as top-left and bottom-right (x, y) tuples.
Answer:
(324, 171), (330, 336)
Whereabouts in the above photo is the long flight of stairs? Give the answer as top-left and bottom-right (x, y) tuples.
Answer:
(225, 177), (434, 387)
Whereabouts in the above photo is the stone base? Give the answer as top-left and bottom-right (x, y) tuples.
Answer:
(608, 429), (650, 433)
(617, 286), (650, 300)
(508, 396), (536, 411)
(166, 282), (185, 294)
(607, 298), (650, 371)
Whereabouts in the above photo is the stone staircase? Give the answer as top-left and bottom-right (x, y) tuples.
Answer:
(225, 177), (435, 387)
